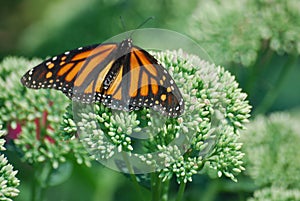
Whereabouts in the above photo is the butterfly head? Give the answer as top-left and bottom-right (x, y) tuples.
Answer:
(119, 38), (133, 54)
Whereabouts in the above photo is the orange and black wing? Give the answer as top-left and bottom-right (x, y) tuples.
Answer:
(102, 46), (184, 117)
(21, 41), (184, 117)
(21, 43), (118, 101)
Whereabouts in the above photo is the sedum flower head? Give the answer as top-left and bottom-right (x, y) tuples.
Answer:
(241, 112), (300, 188)
(0, 124), (20, 201)
(0, 57), (92, 168)
(62, 50), (251, 183)
(248, 186), (300, 201)
(189, 0), (261, 67)
(189, 0), (300, 67)
(251, 0), (300, 55)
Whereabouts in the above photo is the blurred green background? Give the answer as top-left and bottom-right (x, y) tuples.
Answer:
(1, 0), (300, 200)
(0, 0), (196, 58)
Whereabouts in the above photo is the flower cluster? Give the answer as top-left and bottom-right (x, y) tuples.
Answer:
(248, 186), (300, 201)
(0, 57), (92, 169)
(0, 124), (20, 201)
(241, 112), (300, 188)
(189, 0), (300, 67)
(62, 50), (251, 183)
(251, 0), (300, 55)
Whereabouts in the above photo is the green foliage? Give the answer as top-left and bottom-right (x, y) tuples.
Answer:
(241, 113), (300, 188)
(189, 0), (300, 67)
(0, 125), (20, 201)
(62, 50), (251, 185)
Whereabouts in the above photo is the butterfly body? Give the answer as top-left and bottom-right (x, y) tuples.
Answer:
(21, 38), (184, 117)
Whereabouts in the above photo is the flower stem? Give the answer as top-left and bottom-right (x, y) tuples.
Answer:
(32, 182), (44, 201)
(121, 152), (146, 201)
(201, 179), (220, 201)
(161, 179), (170, 201)
(246, 46), (274, 97)
(31, 163), (52, 201)
(151, 173), (162, 201)
(175, 182), (186, 201)
(254, 54), (297, 115)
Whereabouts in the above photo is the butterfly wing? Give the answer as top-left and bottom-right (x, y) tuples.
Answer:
(21, 43), (118, 101)
(102, 46), (184, 117)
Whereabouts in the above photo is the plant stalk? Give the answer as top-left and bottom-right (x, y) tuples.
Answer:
(175, 182), (186, 201)
(161, 178), (170, 201)
(254, 54), (297, 115)
(31, 163), (52, 201)
(151, 172), (162, 201)
(121, 152), (146, 201)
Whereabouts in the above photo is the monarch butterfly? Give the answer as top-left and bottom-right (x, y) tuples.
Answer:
(21, 38), (184, 117)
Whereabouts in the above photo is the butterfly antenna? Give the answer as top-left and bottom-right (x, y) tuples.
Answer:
(120, 16), (127, 32)
(136, 16), (155, 30)
(129, 16), (155, 38)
